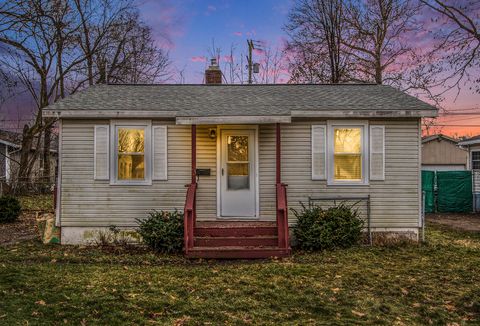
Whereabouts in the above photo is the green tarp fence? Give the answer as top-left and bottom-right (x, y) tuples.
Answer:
(437, 171), (472, 213)
(422, 170), (473, 213)
(422, 170), (435, 213)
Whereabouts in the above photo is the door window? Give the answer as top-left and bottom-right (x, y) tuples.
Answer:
(226, 135), (249, 190)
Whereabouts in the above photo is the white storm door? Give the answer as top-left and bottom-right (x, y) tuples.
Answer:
(220, 130), (256, 217)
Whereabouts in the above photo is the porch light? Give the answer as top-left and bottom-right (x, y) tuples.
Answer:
(209, 128), (217, 139)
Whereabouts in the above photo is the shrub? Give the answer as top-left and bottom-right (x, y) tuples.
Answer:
(137, 210), (183, 253)
(0, 195), (21, 223)
(292, 203), (364, 251)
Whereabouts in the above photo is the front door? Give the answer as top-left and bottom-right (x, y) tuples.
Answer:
(220, 129), (257, 217)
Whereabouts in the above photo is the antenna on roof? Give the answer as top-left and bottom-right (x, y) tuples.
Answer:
(246, 39), (262, 84)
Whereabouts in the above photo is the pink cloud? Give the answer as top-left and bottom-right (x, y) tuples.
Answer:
(222, 55), (233, 63)
(207, 5), (216, 12)
(233, 32), (242, 37)
(191, 56), (207, 63)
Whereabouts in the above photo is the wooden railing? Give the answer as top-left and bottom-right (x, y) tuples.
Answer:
(184, 182), (197, 253)
(276, 182), (289, 250)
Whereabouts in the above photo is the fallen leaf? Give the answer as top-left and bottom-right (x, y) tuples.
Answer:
(35, 300), (46, 306)
(331, 288), (341, 293)
(352, 310), (366, 317)
(401, 288), (409, 295)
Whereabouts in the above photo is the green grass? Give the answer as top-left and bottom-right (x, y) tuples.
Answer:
(1, 224), (479, 325)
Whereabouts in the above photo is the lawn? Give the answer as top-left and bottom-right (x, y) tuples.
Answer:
(0, 225), (479, 325)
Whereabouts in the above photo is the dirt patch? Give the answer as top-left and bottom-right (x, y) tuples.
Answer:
(0, 212), (39, 245)
(427, 213), (480, 232)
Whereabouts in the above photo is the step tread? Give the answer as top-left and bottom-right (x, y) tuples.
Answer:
(195, 235), (278, 239)
(190, 246), (286, 251)
(195, 221), (276, 228)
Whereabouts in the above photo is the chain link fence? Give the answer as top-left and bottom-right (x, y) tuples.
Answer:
(0, 175), (56, 196)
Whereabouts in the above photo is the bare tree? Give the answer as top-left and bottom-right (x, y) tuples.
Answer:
(420, 0), (480, 93)
(258, 45), (286, 84)
(0, 0), (84, 181)
(344, 0), (420, 85)
(285, 0), (354, 83)
(95, 11), (172, 84)
(0, 0), (171, 186)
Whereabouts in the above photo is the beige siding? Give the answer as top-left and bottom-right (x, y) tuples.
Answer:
(282, 119), (421, 228)
(422, 139), (467, 166)
(60, 120), (190, 226)
(60, 119), (421, 229)
(195, 125), (217, 218)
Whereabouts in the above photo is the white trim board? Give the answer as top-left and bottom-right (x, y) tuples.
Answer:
(176, 116), (291, 125)
(292, 109), (438, 118)
(109, 120), (153, 186)
(55, 120), (62, 227)
(326, 120), (370, 186)
(44, 110), (177, 119)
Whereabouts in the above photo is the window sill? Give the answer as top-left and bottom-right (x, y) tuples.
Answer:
(109, 180), (152, 186)
(327, 181), (369, 187)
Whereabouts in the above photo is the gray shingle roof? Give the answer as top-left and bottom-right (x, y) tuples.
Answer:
(44, 83), (437, 117)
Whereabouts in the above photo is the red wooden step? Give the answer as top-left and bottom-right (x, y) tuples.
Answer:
(194, 222), (277, 237)
(186, 246), (291, 259)
(194, 236), (278, 247)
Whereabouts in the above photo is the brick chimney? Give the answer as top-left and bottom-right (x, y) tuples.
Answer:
(205, 58), (222, 84)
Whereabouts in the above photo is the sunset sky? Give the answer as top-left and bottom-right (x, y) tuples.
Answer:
(139, 0), (480, 137)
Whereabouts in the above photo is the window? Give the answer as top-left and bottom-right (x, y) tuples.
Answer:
(333, 128), (362, 181)
(472, 151), (480, 170)
(111, 121), (151, 185)
(118, 128), (145, 180)
(327, 122), (368, 185)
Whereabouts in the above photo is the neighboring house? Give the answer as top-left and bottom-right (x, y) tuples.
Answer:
(458, 135), (480, 170)
(44, 61), (437, 258)
(0, 129), (57, 186)
(421, 134), (468, 171)
(0, 129), (21, 183)
(458, 135), (480, 212)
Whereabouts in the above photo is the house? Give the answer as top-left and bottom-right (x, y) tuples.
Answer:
(421, 134), (468, 171)
(458, 135), (480, 170)
(43, 62), (438, 258)
(0, 129), (57, 191)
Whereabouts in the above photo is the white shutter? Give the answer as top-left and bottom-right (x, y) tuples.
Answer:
(311, 125), (326, 180)
(370, 125), (385, 181)
(94, 125), (109, 180)
(153, 125), (168, 180)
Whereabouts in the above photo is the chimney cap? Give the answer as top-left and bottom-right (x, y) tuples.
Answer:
(210, 58), (218, 66)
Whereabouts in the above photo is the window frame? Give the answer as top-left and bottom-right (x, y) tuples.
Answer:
(327, 121), (369, 186)
(471, 150), (480, 170)
(110, 120), (152, 186)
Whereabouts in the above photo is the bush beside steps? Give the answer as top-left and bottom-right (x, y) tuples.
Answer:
(292, 203), (364, 251)
(137, 210), (184, 254)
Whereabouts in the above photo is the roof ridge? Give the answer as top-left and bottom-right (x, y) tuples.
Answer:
(104, 83), (381, 87)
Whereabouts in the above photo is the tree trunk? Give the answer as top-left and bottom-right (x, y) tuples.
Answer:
(42, 124), (52, 179)
(18, 124), (35, 182)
